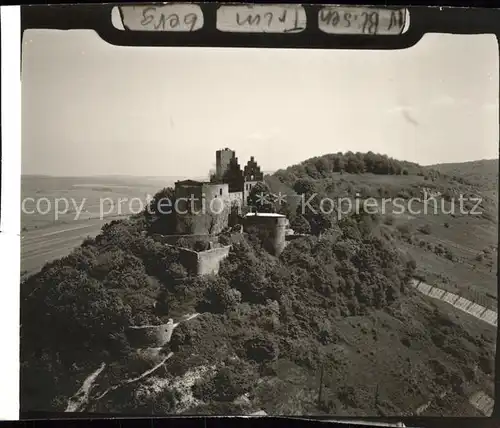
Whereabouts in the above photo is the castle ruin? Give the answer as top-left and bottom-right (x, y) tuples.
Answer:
(174, 148), (264, 235)
(169, 149), (288, 275)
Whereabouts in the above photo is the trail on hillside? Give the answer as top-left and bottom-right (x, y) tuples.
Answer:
(65, 312), (201, 413)
(94, 352), (174, 401)
(65, 362), (106, 412)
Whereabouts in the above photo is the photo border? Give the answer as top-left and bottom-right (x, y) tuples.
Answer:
(2, 2), (499, 426)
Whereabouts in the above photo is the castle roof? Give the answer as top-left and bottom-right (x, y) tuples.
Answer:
(175, 179), (204, 186)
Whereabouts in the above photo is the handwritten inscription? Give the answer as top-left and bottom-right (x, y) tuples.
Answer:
(119, 5), (203, 32)
(217, 5), (306, 33)
(318, 7), (407, 35)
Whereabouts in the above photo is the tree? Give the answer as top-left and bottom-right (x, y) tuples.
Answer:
(418, 224), (432, 235)
(293, 178), (317, 196)
(193, 240), (210, 252)
(300, 194), (333, 236)
(192, 358), (259, 402)
(244, 336), (280, 362)
(170, 262), (188, 280)
(148, 187), (176, 234)
(149, 187), (175, 216)
(290, 215), (311, 235)
(247, 182), (274, 213)
(198, 278), (242, 313)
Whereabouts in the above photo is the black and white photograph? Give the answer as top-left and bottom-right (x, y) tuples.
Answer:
(18, 4), (498, 418)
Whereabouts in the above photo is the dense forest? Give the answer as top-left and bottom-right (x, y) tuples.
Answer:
(20, 152), (497, 416)
(273, 151), (431, 182)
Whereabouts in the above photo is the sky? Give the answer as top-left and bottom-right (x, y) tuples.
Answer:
(21, 29), (499, 177)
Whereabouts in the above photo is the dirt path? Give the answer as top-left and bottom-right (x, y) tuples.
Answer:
(95, 352), (174, 401)
(65, 362), (106, 412)
(65, 312), (201, 413)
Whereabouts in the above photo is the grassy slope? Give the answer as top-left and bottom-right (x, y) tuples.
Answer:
(20, 157), (499, 417)
(259, 157), (497, 415)
(267, 158), (498, 306)
(427, 159), (499, 192)
(252, 295), (496, 417)
(417, 160), (498, 303)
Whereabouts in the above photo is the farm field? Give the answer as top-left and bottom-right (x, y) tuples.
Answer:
(21, 175), (179, 276)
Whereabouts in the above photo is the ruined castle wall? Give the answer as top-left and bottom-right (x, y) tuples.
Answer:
(165, 244), (200, 274)
(176, 210), (230, 236)
(197, 246), (231, 275)
(165, 243), (231, 276)
(155, 234), (219, 247)
(175, 184), (203, 212)
(125, 322), (174, 349)
(244, 215), (287, 256)
(202, 183), (229, 201)
(175, 183), (230, 235)
(175, 214), (211, 235)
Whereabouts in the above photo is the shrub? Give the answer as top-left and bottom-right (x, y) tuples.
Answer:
(170, 262), (188, 280)
(176, 238), (190, 249)
(193, 240), (210, 252)
(396, 223), (412, 237)
(107, 330), (132, 358)
(479, 352), (494, 375)
(244, 337), (280, 363)
(398, 190), (411, 199)
(192, 359), (258, 402)
(290, 215), (311, 235)
(82, 236), (95, 247)
(199, 280), (242, 314)
(293, 178), (317, 196)
(383, 215), (395, 226)
(337, 385), (358, 407)
(418, 224), (432, 235)
(219, 234), (231, 246)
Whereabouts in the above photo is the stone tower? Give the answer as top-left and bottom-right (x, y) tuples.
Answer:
(244, 213), (287, 257)
(216, 148), (235, 180)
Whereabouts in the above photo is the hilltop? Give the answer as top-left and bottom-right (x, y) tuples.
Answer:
(266, 152), (498, 307)
(20, 152), (497, 417)
(427, 159), (498, 216)
(427, 159), (498, 193)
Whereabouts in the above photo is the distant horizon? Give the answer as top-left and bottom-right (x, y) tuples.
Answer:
(20, 156), (498, 179)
